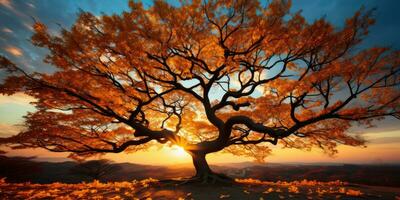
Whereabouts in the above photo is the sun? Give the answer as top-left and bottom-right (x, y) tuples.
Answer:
(170, 145), (188, 157)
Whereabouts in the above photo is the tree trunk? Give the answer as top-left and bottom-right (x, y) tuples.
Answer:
(191, 153), (212, 177)
(189, 152), (233, 184)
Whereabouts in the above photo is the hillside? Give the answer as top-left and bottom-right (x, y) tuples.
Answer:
(1, 156), (399, 187)
(1, 178), (399, 199)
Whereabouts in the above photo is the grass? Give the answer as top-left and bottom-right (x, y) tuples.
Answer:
(0, 177), (399, 199)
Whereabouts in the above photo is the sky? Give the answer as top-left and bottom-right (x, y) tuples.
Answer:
(0, 0), (400, 165)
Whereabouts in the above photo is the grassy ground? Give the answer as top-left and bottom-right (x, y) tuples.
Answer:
(0, 178), (399, 199)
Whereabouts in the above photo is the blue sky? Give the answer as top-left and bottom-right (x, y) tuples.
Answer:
(1, 0), (400, 73)
(1, 0), (400, 164)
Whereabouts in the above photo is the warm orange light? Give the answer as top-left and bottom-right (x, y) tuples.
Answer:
(170, 145), (187, 157)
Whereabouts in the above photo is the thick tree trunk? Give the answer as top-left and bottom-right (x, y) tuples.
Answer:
(192, 153), (212, 177)
(189, 152), (233, 184)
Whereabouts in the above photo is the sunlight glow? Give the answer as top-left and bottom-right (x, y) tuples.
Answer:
(170, 145), (188, 157)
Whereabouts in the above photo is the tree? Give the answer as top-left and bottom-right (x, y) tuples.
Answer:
(69, 159), (121, 181)
(0, 0), (399, 183)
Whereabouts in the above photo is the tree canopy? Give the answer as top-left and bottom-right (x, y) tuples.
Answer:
(0, 0), (399, 181)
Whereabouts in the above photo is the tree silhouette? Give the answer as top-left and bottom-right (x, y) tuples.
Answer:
(0, 0), (399, 183)
(69, 159), (121, 181)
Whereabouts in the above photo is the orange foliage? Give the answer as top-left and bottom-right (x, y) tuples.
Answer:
(236, 178), (364, 197)
(0, 178), (369, 199)
(0, 178), (158, 200)
(0, 0), (399, 168)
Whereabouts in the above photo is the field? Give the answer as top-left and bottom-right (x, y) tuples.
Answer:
(2, 156), (400, 187)
(1, 178), (399, 200)
(1, 157), (399, 199)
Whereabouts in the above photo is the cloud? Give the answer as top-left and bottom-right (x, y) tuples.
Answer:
(4, 45), (23, 57)
(0, 0), (25, 17)
(0, 93), (36, 105)
(22, 22), (33, 31)
(26, 2), (35, 9)
(0, 0), (12, 10)
(0, 123), (23, 137)
(369, 137), (400, 144)
(2, 27), (12, 33)
(0, 93), (36, 125)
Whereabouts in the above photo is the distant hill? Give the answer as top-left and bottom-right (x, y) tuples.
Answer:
(241, 164), (400, 187)
(1, 156), (399, 187)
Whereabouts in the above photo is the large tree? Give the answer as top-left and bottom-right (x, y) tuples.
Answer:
(0, 0), (399, 183)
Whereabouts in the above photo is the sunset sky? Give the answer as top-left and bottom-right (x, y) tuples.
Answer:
(1, 0), (400, 165)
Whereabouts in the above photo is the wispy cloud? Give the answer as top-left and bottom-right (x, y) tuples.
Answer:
(368, 137), (400, 144)
(22, 21), (33, 31)
(26, 2), (35, 9)
(2, 27), (13, 33)
(4, 45), (23, 57)
(0, 93), (36, 105)
(0, 123), (23, 137)
(0, 0), (13, 10)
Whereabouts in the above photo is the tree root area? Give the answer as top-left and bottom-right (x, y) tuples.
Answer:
(160, 173), (235, 186)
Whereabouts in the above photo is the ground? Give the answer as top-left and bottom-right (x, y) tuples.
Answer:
(0, 178), (399, 199)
